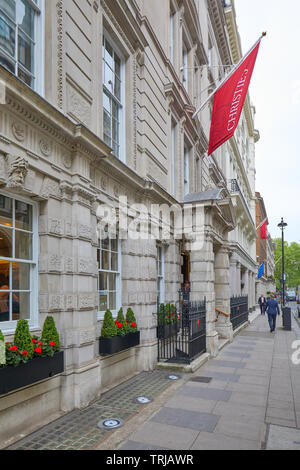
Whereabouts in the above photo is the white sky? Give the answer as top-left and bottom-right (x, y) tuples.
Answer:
(234, 0), (299, 243)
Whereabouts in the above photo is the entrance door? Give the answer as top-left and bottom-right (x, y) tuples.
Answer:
(181, 251), (190, 284)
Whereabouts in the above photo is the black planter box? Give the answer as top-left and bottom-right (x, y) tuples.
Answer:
(157, 322), (177, 339)
(0, 351), (64, 396)
(99, 331), (140, 356)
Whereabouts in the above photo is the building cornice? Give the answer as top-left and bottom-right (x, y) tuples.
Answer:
(207, 0), (232, 66)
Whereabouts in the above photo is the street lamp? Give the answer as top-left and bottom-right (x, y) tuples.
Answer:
(277, 218), (288, 306)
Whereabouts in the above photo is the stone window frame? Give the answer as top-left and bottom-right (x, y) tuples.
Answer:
(97, 235), (122, 319)
(0, 190), (39, 334)
(0, 0), (45, 95)
(102, 29), (126, 163)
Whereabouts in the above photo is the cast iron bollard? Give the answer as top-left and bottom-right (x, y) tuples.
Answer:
(282, 307), (292, 331)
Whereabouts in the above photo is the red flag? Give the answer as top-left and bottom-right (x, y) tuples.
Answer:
(208, 42), (261, 155)
(261, 220), (268, 239)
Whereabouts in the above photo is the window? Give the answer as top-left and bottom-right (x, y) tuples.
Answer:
(182, 41), (188, 91)
(171, 120), (176, 196)
(157, 244), (165, 305)
(208, 36), (213, 67)
(184, 143), (190, 196)
(103, 34), (124, 160)
(0, 193), (38, 329)
(98, 236), (121, 316)
(0, 0), (43, 91)
(169, 11), (174, 64)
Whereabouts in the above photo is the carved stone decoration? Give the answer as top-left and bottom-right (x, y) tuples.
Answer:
(100, 176), (107, 191)
(40, 176), (61, 199)
(6, 154), (28, 189)
(12, 122), (26, 142)
(56, 1), (63, 109)
(40, 138), (52, 157)
(63, 154), (72, 169)
(113, 184), (120, 198)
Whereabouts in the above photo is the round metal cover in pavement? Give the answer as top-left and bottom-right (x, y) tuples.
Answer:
(167, 374), (181, 380)
(134, 396), (153, 404)
(97, 418), (124, 430)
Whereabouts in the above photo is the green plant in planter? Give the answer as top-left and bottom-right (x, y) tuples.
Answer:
(101, 310), (118, 338)
(116, 308), (128, 336)
(170, 304), (177, 323)
(14, 319), (34, 359)
(158, 303), (171, 325)
(125, 308), (138, 333)
(0, 329), (4, 342)
(41, 316), (60, 352)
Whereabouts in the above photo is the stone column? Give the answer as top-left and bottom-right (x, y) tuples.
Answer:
(214, 247), (233, 342)
(189, 234), (219, 356)
(236, 262), (241, 296)
(229, 255), (237, 297)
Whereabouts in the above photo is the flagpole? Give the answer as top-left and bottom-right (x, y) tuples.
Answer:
(192, 32), (266, 120)
(256, 217), (268, 231)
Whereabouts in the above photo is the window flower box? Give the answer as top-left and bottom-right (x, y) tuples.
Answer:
(0, 351), (64, 395)
(99, 332), (140, 356)
(0, 316), (63, 395)
(99, 308), (140, 356)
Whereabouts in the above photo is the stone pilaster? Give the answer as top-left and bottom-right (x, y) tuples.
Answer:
(214, 247), (233, 342)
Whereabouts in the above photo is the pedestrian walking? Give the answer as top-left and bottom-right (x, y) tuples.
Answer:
(258, 294), (267, 315)
(265, 294), (280, 332)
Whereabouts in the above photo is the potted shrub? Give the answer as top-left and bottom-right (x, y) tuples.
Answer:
(99, 308), (140, 355)
(99, 310), (122, 355)
(125, 308), (140, 349)
(157, 303), (178, 339)
(0, 317), (64, 396)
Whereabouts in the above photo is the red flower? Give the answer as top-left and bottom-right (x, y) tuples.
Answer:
(49, 341), (56, 347)
(10, 345), (17, 352)
(38, 342), (42, 346)
(34, 347), (42, 354)
(131, 322), (136, 328)
(22, 350), (28, 356)
(32, 339), (37, 344)
(117, 323), (123, 328)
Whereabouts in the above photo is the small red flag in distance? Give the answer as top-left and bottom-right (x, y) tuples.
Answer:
(260, 220), (268, 239)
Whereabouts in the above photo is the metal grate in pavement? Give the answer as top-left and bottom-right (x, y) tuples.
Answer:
(7, 369), (181, 450)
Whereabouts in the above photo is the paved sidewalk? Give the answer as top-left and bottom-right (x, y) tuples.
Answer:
(113, 312), (300, 451)
(7, 309), (300, 450)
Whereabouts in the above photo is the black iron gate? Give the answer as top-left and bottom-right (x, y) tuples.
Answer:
(230, 295), (248, 330)
(157, 297), (206, 364)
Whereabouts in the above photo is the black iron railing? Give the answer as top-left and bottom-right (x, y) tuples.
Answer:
(157, 298), (206, 364)
(230, 295), (248, 330)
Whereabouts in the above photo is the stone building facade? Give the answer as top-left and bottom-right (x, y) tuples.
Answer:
(255, 191), (276, 297)
(0, 0), (259, 445)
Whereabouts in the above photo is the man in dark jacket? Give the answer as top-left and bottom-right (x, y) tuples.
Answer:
(258, 294), (267, 314)
(266, 294), (280, 332)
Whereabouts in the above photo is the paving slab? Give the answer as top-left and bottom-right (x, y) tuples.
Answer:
(128, 421), (199, 450)
(215, 416), (267, 442)
(266, 425), (300, 449)
(177, 384), (232, 402)
(164, 395), (217, 414)
(150, 407), (220, 433)
(213, 401), (266, 422)
(195, 370), (240, 383)
(190, 431), (261, 450)
(210, 360), (246, 369)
